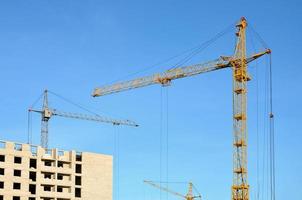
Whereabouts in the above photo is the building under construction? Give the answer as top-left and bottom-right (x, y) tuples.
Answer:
(0, 140), (112, 200)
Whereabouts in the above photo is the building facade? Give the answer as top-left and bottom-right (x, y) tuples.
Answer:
(0, 140), (112, 200)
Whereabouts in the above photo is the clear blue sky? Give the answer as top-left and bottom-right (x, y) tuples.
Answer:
(0, 1), (301, 200)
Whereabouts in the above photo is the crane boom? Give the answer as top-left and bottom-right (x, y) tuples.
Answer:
(92, 50), (269, 97)
(30, 108), (138, 127)
(144, 180), (201, 200)
(144, 180), (186, 199)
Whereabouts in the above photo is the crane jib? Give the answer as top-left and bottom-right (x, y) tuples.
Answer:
(92, 50), (269, 97)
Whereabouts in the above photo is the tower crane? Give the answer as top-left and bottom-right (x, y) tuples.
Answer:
(92, 17), (271, 200)
(144, 180), (201, 200)
(29, 90), (138, 149)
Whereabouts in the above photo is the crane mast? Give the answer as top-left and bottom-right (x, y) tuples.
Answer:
(231, 17), (248, 200)
(92, 17), (270, 200)
(41, 90), (50, 149)
(30, 90), (138, 149)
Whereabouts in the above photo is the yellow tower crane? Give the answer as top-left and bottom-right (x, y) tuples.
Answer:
(144, 180), (201, 200)
(92, 17), (271, 200)
(29, 90), (138, 149)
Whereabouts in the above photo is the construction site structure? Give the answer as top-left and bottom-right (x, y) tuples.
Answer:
(92, 17), (271, 200)
(0, 140), (112, 200)
(29, 90), (138, 149)
(144, 180), (201, 200)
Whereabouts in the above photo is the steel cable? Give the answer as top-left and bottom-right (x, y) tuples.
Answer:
(103, 21), (237, 86)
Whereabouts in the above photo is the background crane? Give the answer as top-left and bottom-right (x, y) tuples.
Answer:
(29, 90), (138, 149)
(144, 180), (201, 200)
(92, 17), (271, 200)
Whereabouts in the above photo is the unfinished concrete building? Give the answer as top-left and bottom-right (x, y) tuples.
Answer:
(0, 140), (112, 200)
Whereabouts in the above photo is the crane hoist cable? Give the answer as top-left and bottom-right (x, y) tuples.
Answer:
(160, 87), (163, 200)
(114, 125), (120, 200)
(159, 86), (170, 200)
(27, 111), (32, 144)
(261, 53), (269, 200)
(166, 87), (169, 200)
(256, 52), (260, 200)
(268, 53), (275, 200)
(249, 25), (275, 200)
(260, 65), (269, 200)
(261, 52), (275, 200)
(263, 54), (272, 200)
(248, 28), (261, 200)
(27, 91), (45, 144)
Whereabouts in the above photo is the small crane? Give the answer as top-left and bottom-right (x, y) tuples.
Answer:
(144, 180), (202, 200)
(29, 90), (138, 149)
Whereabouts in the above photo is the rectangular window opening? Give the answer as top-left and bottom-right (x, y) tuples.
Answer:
(14, 169), (21, 177)
(44, 160), (53, 167)
(76, 152), (82, 161)
(75, 176), (82, 186)
(57, 173), (63, 180)
(75, 188), (81, 198)
(30, 159), (37, 169)
(57, 186), (63, 193)
(75, 164), (82, 174)
(29, 171), (36, 182)
(14, 157), (22, 164)
(44, 173), (53, 179)
(0, 168), (4, 175)
(58, 161), (64, 168)
(0, 155), (5, 162)
(29, 184), (36, 194)
(43, 185), (52, 192)
(13, 182), (21, 190)
(57, 173), (71, 181)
